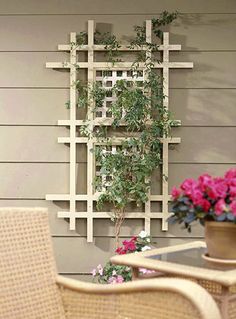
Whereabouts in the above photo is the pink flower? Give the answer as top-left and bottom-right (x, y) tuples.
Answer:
(215, 199), (226, 215)
(229, 186), (236, 199)
(116, 275), (124, 283)
(180, 178), (198, 196)
(139, 268), (155, 274)
(201, 199), (211, 212)
(108, 276), (117, 284)
(115, 247), (126, 255)
(122, 239), (136, 252)
(225, 168), (236, 180)
(191, 189), (204, 206)
(91, 268), (97, 277)
(229, 178), (236, 187)
(171, 187), (181, 199)
(198, 174), (213, 192)
(116, 236), (138, 255)
(108, 275), (124, 284)
(191, 190), (210, 212)
(230, 201), (236, 216)
(213, 178), (228, 198)
(207, 188), (218, 200)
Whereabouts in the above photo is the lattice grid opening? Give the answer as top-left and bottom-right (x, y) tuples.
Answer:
(95, 145), (118, 193)
(46, 20), (193, 242)
(95, 70), (144, 119)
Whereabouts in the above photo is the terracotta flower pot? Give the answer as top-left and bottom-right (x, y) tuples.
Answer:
(205, 221), (236, 259)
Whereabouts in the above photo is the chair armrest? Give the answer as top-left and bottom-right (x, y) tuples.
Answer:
(56, 275), (221, 319)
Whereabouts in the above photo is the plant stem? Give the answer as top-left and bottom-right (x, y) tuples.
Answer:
(115, 207), (125, 248)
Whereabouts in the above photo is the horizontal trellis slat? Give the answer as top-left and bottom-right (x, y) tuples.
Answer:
(0, 52), (236, 88)
(0, 199), (205, 237)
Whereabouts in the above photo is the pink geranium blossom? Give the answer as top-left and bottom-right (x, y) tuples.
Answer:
(211, 178), (228, 199)
(180, 178), (198, 196)
(171, 187), (181, 199)
(201, 199), (211, 212)
(230, 201), (236, 216)
(198, 173), (213, 192)
(214, 199), (226, 216)
(225, 168), (236, 180)
(170, 169), (236, 230)
(229, 186), (236, 198)
(191, 189), (203, 205)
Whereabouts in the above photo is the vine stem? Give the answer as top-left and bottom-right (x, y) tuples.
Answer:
(114, 207), (126, 249)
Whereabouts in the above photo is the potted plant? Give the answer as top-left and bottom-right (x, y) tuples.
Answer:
(169, 168), (236, 259)
(92, 231), (154, 284)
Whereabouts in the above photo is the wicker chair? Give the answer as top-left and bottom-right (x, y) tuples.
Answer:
(0, 207), (221, 319)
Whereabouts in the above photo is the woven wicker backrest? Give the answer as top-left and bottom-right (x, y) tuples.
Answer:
(0, 207), (65, 319)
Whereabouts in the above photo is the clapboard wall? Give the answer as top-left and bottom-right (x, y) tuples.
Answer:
(0, 0), (236, 281)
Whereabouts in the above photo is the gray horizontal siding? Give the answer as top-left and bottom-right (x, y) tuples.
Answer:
(0, 163), (234, 198)
(0, 89), (236, 126)
(0, 0), (236, 14)
(0, 14), (235, 51)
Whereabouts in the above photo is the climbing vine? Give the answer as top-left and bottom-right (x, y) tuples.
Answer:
(70, 11), (178, 246)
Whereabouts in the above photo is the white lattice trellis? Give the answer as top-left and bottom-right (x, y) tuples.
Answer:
(46, 20), (193, 242)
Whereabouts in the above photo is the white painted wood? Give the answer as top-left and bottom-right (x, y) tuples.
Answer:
(68, 32), (77, 230)
(46, 61), (193, 70)
(57, 137), (181, 144)
(87, 20), (95, 242)
(144, 20), (152, 235)
(46, 20), (193, 241)
(58, 44), (182, 52)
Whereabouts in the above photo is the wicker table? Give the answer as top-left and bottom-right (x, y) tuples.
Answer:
(111, 241), (236, 319)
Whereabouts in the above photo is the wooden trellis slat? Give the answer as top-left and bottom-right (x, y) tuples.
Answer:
(46, 20), (193, 242)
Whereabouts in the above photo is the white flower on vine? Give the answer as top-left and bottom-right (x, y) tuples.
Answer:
(139, 230), (148, 238)
(97, 264), (103, 275)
